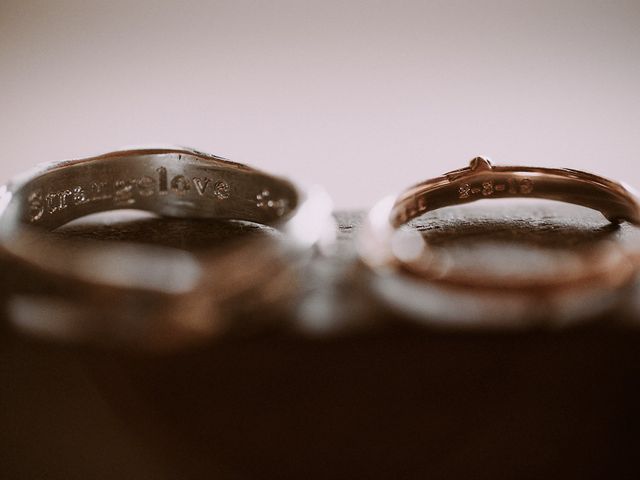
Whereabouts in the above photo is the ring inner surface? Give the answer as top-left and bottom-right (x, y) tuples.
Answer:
(390, 166), (640, 228)
(2, 151), (299, 231)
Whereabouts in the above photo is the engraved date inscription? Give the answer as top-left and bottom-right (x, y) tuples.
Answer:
(458, 178), (533, 199)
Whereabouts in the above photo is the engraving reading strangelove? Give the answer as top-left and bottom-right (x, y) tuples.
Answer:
(28, 166), (230, 223)
(458, 178), (534, 199)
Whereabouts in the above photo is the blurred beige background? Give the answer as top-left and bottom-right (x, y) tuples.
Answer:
(1, 0), (639, 209)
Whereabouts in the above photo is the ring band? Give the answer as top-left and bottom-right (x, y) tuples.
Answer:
(0, 147), (334, 349)
(358, 157), (640, 326)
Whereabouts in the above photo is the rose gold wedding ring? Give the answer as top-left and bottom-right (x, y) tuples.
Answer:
(358, 157), (640, 327)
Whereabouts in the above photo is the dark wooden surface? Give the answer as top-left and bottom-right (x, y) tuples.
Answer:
(2, 203), (640, 479)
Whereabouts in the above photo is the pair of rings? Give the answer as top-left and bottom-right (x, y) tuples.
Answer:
(1, 147), (639, 350)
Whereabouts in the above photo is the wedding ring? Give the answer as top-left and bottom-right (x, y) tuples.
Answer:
(358, 157), (640, 327)
(0, 147), (334, 349)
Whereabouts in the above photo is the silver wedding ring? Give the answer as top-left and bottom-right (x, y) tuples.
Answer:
(0, 147), (334, 350)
